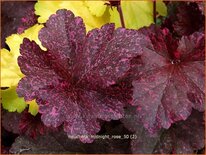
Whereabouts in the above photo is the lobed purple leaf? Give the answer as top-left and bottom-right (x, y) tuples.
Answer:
(17, 9), (146, 143)
(131, 25), (205, 133)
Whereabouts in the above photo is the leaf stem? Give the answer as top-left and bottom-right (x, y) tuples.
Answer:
(117, 4), (125, 28)
(153, 0), (156, 24)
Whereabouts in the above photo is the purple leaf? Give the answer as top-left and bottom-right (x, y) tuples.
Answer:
(19, 111), (56, 139)
(17, 9), (146, 143)
(131, 25), (205, 133)
(17, 7), (38, 34)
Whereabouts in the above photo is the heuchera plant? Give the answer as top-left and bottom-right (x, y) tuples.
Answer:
(17, 9), (146, 143)
(1, 1), (205, 154)
(1, 0), (166, 116)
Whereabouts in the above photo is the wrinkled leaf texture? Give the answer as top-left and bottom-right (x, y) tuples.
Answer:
(17, 9), (146, 143)
(122, 106), (204, 154)
(131, 25), (205, 133)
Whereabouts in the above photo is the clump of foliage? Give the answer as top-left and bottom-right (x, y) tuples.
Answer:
(1, 1), (205, 154)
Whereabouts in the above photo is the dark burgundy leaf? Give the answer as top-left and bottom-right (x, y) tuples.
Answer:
(2, 110), (21, 134)
(1, 145), (10, 154)
(173, 2), (204, 36)
(186, 1), (205, 15)
(10, 133), (72, 154)
(10, 124), (131, 154)
(17, 9), (146, 143)
(122, 106), (204, 154)
(2, 109), (55, 139)
(162, 2), (204, 37)
(121, 106), (162, 154)
(131, 25), (205, 133)
(19, 111), (56, 139)
(94, 121), (132, 154)
(153, 110), (205, 154)
(1, 125), (19, 153)
(160, 2), (179, 35)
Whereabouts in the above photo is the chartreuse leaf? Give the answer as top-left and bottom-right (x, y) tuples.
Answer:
(28, 100), (39, 116)
(156, 0), (167, 16)
(1, 24), (43, 115)
(1, 87), (27, 113)
(84, 1), (107, 17)
(34, 1), (64, 23)
(35, 0), (167, 30)
(110, 0), (167, 29)
(1, 48), (23, 87)
(35, 1), (110, 31)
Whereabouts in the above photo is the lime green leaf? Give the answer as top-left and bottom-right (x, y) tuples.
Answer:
(35, 1), (167, 31)
(28, 100), (39, 116)
(35, 1), (63, 23)
(109, 0), (167, 29)
(109, 8), (121, 27)
(35, 1), (110, 31)
(1, 87), (39, 116)
(5, 35), (22, 59)
(109, 1), (153, 29)
(1, 49), (23, 87)
(85, 1), (107, 17)
(1, 87), (27, 113)
(157, 0), (167, 16)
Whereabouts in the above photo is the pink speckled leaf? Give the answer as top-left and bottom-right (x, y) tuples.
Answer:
(17, 7), (37, 34)
(131, 25), (205, 133)
(17, 9), (145, 143)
